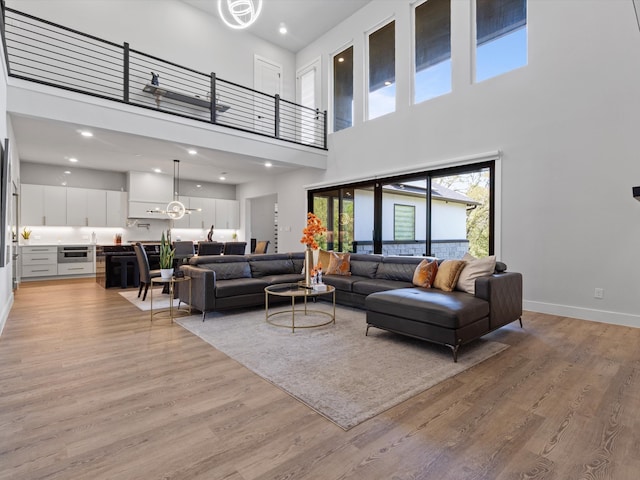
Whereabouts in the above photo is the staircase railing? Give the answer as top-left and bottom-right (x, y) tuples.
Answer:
(1, 6), (327, 150)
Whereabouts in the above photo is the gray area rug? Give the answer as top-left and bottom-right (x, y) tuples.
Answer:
(176, 305), (508, 430)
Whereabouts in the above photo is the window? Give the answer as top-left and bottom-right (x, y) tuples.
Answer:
(310, 162), (494, 259)
(415, 0), (451, 103)
(368, 21), (395, 119)
(394, 205), (416, 241)
(476, 0), (527, 82)
(333, 46), (353, 132)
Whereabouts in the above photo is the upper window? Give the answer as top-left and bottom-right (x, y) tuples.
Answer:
(414, 0), (451, 103)
(333, 46), (354, 132)
(368, 21), (396, 120)
(476, 0), (527, 82)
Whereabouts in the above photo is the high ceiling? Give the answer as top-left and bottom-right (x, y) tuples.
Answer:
(11, 1), (372, 185)
(182, 0), (371, 53)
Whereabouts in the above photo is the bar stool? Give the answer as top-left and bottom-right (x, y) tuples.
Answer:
(112, 255), (139, 288)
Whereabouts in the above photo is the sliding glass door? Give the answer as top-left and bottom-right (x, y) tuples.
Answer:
(309, 161), (494, 258)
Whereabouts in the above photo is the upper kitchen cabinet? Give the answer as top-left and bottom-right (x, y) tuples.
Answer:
(21, 184), (127, 227)
(215, 199), (239, 229)
(127, 171), (173, 218)
(21, 184), (67, 226)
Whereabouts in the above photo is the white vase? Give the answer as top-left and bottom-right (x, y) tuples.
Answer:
(160, 268), (174, 279)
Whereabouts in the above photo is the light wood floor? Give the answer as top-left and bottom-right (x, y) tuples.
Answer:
(2, 279), (639, 480)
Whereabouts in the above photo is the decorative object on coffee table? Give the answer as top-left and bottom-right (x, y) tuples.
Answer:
(300, 212), (326, 287)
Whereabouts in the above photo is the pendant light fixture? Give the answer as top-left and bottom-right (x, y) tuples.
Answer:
(147, 159), (200, 220)
(217, 0), (263, 30)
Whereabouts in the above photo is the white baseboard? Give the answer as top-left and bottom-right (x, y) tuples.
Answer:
(524, 300), (640, 329)
(0, 292), (14, 336)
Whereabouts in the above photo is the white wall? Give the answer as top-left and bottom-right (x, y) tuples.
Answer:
(7, 0), (297, 101)
(261, 0), (640, 327)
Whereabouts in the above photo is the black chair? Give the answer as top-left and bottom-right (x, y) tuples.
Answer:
(197, 241), (224, 255)
(223, 242), (247, 255)
(174, 241), (195, 264)
(254, 240), (269, 254)
(134, 243), (161, 301)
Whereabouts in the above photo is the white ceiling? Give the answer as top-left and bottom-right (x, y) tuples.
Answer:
(182, 0), (371, 53)
(11, 1), (372, 185)
(10, 115), (300, 184)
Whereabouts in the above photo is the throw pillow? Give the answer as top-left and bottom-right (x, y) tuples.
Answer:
(326, 252), (351, 276)
(412, 259), (438, 288)
(456, 253), (497, 295)
(317, 249), (332, 271)
(432, 259), (466, 292)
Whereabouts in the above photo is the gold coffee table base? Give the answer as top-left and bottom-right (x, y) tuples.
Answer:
(265, 283), (336, 333)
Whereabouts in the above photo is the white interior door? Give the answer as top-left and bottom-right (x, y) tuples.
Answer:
(254, 56), (282, 136)
(297, 58), (321, 145)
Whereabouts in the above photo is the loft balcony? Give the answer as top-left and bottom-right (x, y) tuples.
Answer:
(1, 7), (328, 157)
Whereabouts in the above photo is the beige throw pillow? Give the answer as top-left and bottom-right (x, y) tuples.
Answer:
(326, 252), (351, 276)
(456, 253), (497, 295)
(412, 259), (438, 288)
(432, 259), (466, 292)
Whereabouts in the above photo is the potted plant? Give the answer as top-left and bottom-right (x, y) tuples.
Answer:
(21, 227), (32, 244)
(159, 230), (175, 279)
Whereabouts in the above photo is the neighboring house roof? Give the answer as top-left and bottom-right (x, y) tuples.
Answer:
(384, 181), (481, 206)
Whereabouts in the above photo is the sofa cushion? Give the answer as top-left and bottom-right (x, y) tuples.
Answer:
(322, 274), (365, 292)
(202, 261), (251, 280)
(412, 259), (438, 288)
(456, 253), (496, 295)
(248, 257), (295, 277)
(433, 260), (466, 292)
(366, 288), (490, 329)
(350, 259), (380, 278)
(352, 278), (414, 296)
(376, 257), (424, 282)
(215, 277), (269, 298)
(326, 252), (351, 276)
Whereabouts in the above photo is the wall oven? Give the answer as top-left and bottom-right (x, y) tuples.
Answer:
(57, 245), (94, 263)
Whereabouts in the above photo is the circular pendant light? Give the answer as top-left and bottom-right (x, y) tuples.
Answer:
(217, 0), (263, 30)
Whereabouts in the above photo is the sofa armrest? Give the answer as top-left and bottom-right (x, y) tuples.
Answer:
(178, 265), (216, 314)
(475, 272), (523, 330)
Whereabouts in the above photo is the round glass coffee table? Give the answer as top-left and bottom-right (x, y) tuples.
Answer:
(264, 283), (336, 332)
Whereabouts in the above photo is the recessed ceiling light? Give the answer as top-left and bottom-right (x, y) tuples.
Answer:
(265, 162), (272, 168)
(64, 170), (71, 174)
(153, 168), (162, 173)
(196, 184), (202, 188)
(188, 149), (197, 155)
(219, 176), (226, 181)
(279, 24), (287, 34)
(69, 158), (78, 163)
(80, 130), (93, 137)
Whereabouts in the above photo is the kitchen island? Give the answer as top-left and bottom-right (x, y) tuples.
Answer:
(96, 244), (160, 289)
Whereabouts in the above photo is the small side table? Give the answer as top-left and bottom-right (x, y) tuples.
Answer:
(150, 276), (191, 322)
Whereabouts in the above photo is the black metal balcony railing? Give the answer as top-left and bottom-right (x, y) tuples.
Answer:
(1, 7), (327, 150)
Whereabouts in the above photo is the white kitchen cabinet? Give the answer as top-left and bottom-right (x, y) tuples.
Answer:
(21, 246), (58, 278)
(215, 199), (239, 229)
(106, 191), (127, 227)
(66, 187), (106, 226)
(21, 184), (67, 226)
(188, 197), (216, 229)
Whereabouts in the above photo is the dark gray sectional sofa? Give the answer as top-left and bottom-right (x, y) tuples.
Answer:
(176, 252), (522, 361)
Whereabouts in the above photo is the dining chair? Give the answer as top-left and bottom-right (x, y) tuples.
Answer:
(254, 240), (269, 254)
(223, 241), (247, 255)
(197, 241), (224, 255)
(134, 243), (161, 301)
(173, 241), (195, 264)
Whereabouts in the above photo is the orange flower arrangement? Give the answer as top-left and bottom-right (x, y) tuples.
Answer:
(300, 212), (326, 249)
